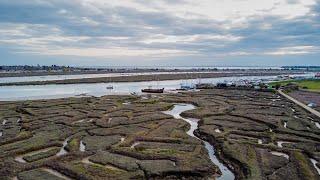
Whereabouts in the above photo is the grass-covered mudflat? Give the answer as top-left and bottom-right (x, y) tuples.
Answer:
(0, 95), (216, 179)
(269, 79), (320, 92)
(163, 89), (320, 179)
(0, 89), (319, 179)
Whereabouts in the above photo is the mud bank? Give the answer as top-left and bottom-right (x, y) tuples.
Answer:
(0, 71), (296, 86)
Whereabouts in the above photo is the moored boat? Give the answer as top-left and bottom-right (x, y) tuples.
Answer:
(141, 88), (164, 93)
(180, 84), (195, 90)
(106, 85), (114, 90)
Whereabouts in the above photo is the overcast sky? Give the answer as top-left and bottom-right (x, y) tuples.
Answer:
(0, 0), (319, 66)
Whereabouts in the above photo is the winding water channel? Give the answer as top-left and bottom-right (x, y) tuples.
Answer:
(56, 137), (71, 156)
(163, 104), (235, 180)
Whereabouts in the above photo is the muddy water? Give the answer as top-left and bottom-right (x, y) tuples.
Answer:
(315, 122), (320, 129)
(82, 157), (125, 171)
(310, 158), (320, 175)
(121, 137), (125, 143)
(122, 101), (131, 105)
(42, 168), (72, 180)
(163, 104), (235, 180)
(15, 147), (56, 163)
(270, 151), (289, 160)
(130, 142), (141, 149)
(15, 156), (27, 163)
(80, 140), (86, 152)
(56, 137), (71, 156)
(277, 141), (291, 148)
(283, 121), (287, 128)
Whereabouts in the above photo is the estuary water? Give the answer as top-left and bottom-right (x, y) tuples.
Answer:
(0, 74), (313, 101)
(0, 71), (216, 83)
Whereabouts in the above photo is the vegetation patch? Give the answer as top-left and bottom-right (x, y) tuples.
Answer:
(269, 79), (320, 92)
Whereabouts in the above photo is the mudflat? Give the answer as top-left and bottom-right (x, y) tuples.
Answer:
(289, 90), (320, 112)
(0, 89), (319, 179)
(164, 89), (320, 179)
(0, 71), (298, 86)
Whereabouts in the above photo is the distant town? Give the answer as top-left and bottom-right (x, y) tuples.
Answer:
(0, 65), (221, 76)
(1, 65), (320, 73)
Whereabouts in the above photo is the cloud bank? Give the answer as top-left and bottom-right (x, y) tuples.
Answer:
(0, 0), (319, 66)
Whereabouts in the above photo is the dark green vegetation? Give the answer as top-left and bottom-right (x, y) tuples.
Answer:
(0, 89), (319, 179)
(269, 79), (320, 92)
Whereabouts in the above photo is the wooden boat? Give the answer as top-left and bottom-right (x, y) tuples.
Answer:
(141, 88), (164, 93)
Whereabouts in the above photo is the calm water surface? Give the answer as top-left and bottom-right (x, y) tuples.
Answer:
(0, 74), (313, 101)
(0, 71), (216, 83)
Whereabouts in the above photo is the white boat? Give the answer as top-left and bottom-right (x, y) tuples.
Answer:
(180, 83), (195, 90)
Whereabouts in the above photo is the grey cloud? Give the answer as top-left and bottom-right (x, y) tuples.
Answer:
(0, 0), (319, 65)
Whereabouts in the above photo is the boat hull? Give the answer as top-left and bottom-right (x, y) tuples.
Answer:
(141, 88), (164, 93)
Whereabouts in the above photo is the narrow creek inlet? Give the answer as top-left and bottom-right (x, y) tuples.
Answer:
(163, 104), (235, 180)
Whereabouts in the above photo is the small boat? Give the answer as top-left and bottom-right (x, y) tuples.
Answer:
(180, 84), (195, 90)
(106, 76), (114, 89)
(130, 92), (138, 96)
(141, 88), (164, 93)
(106, 85), (114, 90)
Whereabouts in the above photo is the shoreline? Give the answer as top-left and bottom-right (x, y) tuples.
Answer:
(0, 69), (232, 78)
(0, 69), (215, 78)
(0, 71), (302, 86)
(0, 67), (291, 78)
